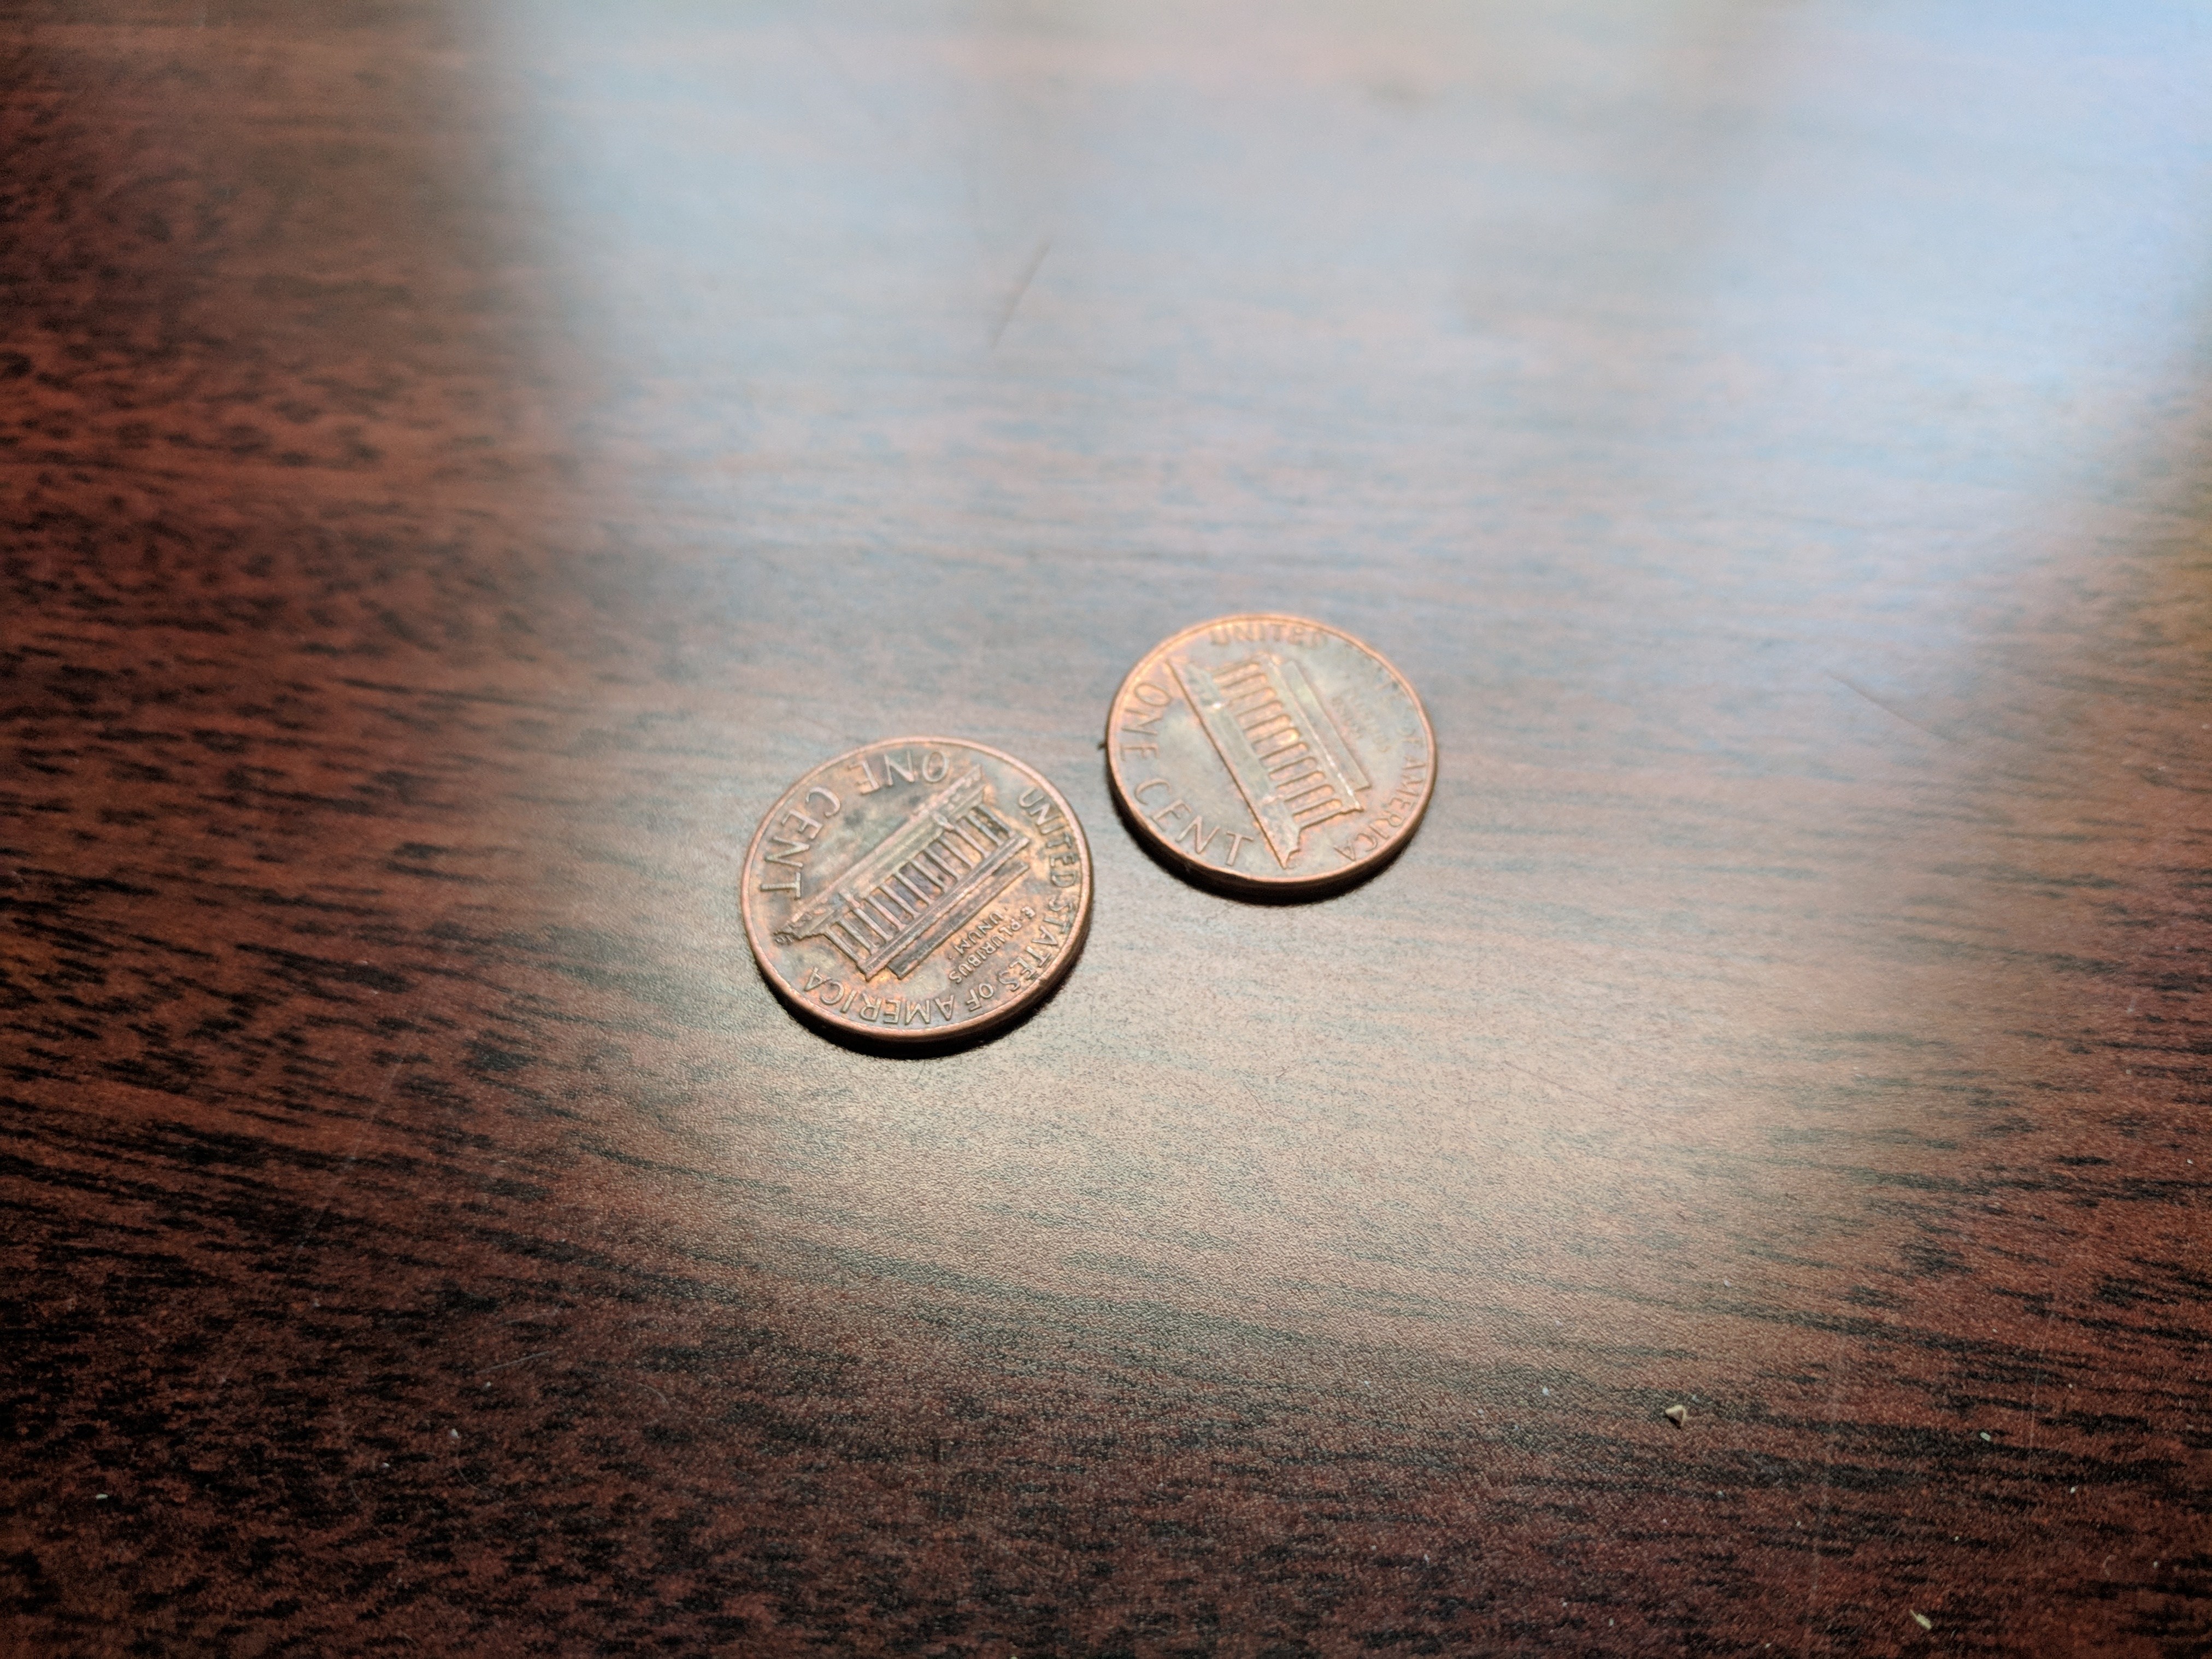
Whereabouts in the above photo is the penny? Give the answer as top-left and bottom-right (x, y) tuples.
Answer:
(1105, 614), (1434, 894)
(741, 738), (1093, 1042)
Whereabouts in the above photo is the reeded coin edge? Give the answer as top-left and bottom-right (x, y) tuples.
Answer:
(741, 736), (1095, 1044)
(1104, 614), (1437, 894)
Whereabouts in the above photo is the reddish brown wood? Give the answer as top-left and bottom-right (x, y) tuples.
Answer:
(4, 4), (2208, 1655)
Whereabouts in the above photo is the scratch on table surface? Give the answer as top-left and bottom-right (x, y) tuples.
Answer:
(990, 237), (1052, 349)
(476, 1350), (556, 1376)
(1802, 1340), (1848, 1656)
(2025, 1301), (2048, 1453)
(1497, 1056), (1614, 1111)
(794, 22), (903, 138)
(1829, 672), (1953, 745)
(291, 1055), (404, 1256)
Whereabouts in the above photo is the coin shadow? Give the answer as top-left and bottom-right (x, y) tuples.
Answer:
(1102, 753), (1416, 906)
(752, 917), (1091, 1058)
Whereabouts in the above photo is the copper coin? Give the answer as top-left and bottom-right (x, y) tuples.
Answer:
(741, 738), (1093, 1042)
(1106, 614), (1435, 894)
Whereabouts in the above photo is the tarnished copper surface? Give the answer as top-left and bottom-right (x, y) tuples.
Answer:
(1107, 615), (1434, 894)
(741, 740), (1091, 1043)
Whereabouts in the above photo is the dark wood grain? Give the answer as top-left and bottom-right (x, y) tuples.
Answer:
(4, 3), (2208, 1655)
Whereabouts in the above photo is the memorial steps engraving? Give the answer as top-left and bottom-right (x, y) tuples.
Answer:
(772, 766), (1032, 981)
(742, 740), (1092, 1042)
(1172, 651), (1371, 867)
(1107, 615), (1434, 895)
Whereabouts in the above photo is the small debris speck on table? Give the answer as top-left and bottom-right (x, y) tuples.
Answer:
(1911, 1611), (1933, 1631)
(1664, 1404), (1687, 1427)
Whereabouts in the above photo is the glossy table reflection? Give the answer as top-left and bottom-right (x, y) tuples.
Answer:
(4, 2), (2208, 1654)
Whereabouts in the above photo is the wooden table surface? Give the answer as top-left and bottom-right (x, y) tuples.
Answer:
(5, 3), (2208, 1654)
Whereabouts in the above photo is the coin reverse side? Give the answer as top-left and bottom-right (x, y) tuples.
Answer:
(741, 738), (1092, 1042)
(1106, 615), (1434, 893)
